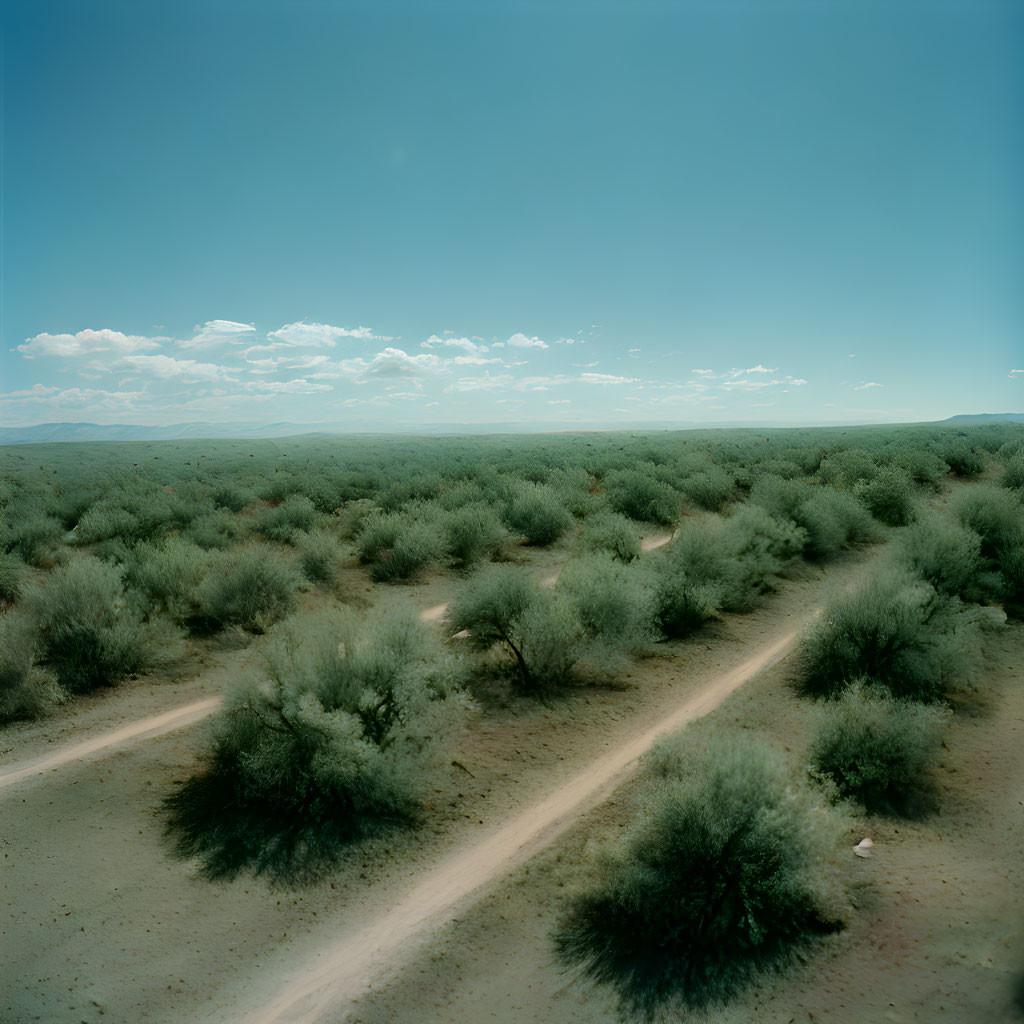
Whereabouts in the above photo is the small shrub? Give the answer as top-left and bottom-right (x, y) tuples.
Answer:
(894, 511), (988, 601)
(1002, 455), (1024, 491)
(195, 545), (300, 632)
(296, 527), (343, 584)
(856, 467), (917, 527)
(799, 566), (980, 702)
(577, 510), (642, 562)
(22, 557), (158, 694)
(184, 509), (250, 550)
(555, 733), (852, 1016)
(73, 503), (140, 545)
(0, 612), (63, 722)
(6, 513), (64, 566)
(603, 469), (679, 526)
(0, 551), (26, 605)
(163, 610), (463, 882)
(942, 442), (984, 478)
(678, 466), (735, 512)
(503, 485), (574, 546)
(440, 504), (507, 568)
(357, 513), (443, 583)
(125, 537), (208, 622)
(809, 685), (948, 816)
(796, 488), (879, 560)
(256, 494), (318, 543)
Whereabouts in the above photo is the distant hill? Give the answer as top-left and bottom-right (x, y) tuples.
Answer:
(937, 413), (1024, 425)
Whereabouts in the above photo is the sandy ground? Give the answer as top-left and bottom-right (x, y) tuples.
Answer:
(1, 536), (870, 1024)
(345, 621), (1024, 1024)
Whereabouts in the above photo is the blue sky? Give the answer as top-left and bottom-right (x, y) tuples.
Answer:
(2, 0), (1021, 429)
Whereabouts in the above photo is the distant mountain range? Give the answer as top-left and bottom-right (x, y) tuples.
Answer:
(0, 413), (1021, 446)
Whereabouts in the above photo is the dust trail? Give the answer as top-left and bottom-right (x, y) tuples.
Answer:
(0, 697), (222, 793)
(243, 624), (801, 1024)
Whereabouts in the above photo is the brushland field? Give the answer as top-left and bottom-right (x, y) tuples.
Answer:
(1, 420), (1023, 1023)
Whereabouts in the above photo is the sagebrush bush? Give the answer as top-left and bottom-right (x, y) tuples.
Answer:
(555, 733), (852, 1016)
(22, 557), (160, 694)
(164, 610), (463, 881)
(194, 545), (300, 632)
(799, 566), (980, 702)
(184, 510), (250, 550)
(942, 442), (984, 478)
(439, 504), (507, 568)
(356, 512), (443, 582)
(809, 685), (948, 816)
(445, 565), (582, 692)
(125, 537), (208, 622)
(856, 467), (917, 527)
(678, 465), (735, 512)
(950, 484), (1024, 600)
(6, 513), (64, 566)
(0, 551), (26, 605)
(0, 611), (63, 722)
(255, 494), (318, 543)
(577, 509), (642, 562)
(503, 484), (574, 545)
(295, 527), (343, 584)
(603, 469), (679, 526)
(795, 488), (879, 560)
(894, 511), (989, 601)
(1002, 455), (1024, 491)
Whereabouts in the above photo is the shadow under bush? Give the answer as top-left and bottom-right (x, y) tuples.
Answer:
(554, 733), (853, 1018)
(164, 610), (464, 883)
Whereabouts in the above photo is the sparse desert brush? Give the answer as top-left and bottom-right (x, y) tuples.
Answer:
(795, 487), (880, 560)
(649, 522), (727, 637)
(503, 483), (574, 545)
(73, 503), (140, 545)
(0, 611), (64, 722)
(856, 466), (918, 527)
(445, 565), (582, 692)
(889, 446), (949, 489)
(184, 509), (250, 549)
(356, 511), (443, 582)
(678, 465), (735, 512)
(894, 511), (990, 601)
(556, 555), (654, 664)
(439, 503), (507, 568)
(809, 685), (949, 816)
(210, 482), (255, 513)
(577, 509), (642, 562)
(941, 441), (985, 478)
(1002, 455), (1024, 491)
(602, 468), (680, 526)
(255, 493), (319, 543)
(295, 526), (343, 584)
(125, 537), (208, 622)
(0, 551), (27, 605)
(194, 544), (300, 632)
(799, 565), (981, 702)
(21, 556), (165, 694)
(555, 732), (853, 1016)
(950, 484), (1024, 600)
(817, 448), (878, 489)
(163, 609), (463, 882)
(5, 512), (64, 567)
(724, 503), (807, 589)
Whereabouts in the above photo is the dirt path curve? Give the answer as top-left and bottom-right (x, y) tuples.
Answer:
(240, 621), (802, 1024)
(1, 533), (675, 792)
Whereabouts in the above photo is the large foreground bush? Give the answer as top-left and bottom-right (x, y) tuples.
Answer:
(164, 610), (463, 882)
(799, 566), (980, 702)
(809, 686), (949, 816)
(555, 734), (852, 1016)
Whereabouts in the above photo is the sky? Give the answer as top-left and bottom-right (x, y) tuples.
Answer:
(2, 0), (1022, 430)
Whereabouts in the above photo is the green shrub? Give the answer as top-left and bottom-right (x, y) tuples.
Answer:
(649, 522), (727, 637)
(6, 513), (64, 566)
(210, 482), (255, 513)
(950, 484), (1024, 600)
(445, 565), (582, 692)
(555, 733), (852, 1015)
(799, 566), (980, 702)
(817, 449), (877, 488)
(603, 469), (679, 526)
(0, 551), (26, 605)
(356, 512), (443, 582)
(255, 494), (318, 543)
(894, 511), (989, 601)
(184, 509), (250, 549)
(577, 510), (642, 562)
(503, 484), (574, 545)
(22, 557), (159, 694)
(0, 612), (63, 722)
(194, 545), (300, 632)
(1002, 455), (1024, 491)
(164, 609), (463, 882)
(796, 488), (879, 560)
(856, 467), (917, 527)
(440, 504), (507, 568)
(296, 527), (343, 584)
(942, 442), (984, 478)
(125, 537), (208, 622)
(678, 466), (735, 512)
(809, 685), (948, 816)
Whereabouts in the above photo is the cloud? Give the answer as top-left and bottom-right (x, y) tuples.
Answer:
(1010, 369), (1024, 378)
(18, 328), (161, 358)
(0, 383), (61, 399)
(548, 399), (572, 405)
(266, 321), (392, 348)
(579, 372), (637, 385)
(245, 378), (333, 394)
(356, 347), (445, 378)
(420, 334), (489, 357)
(744, 364), (778, 374)
(853, 381), (884, 390)
(445, 374), (515, 393)
(505, 332), (548, 350)
(690, 369), (715, 377)
(119, 354), (226, 382)
(179, 320), (256, 348)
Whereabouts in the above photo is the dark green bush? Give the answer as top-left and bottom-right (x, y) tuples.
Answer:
(184, 509), (250, 549)
(0, 551), (26, 605)
(445, 565), (582, 692)
(164, 610), (463, 882)
(356, 512), (443, 582)
(194, 545), (300, 632)
(577, 509), (642, 562)
(950, 484), (1024, 600)
(603, 469), (679, 526)
(817, 449), (877, 489)
(1002, 455), (1024, 491)
(894, 511), (989, 601)
(856, 467), (917, 527)
(6, 513), (64, 566)
(22, 557), (160, 694)
(678, 465), (735, 512)
(503, 484), (574, 545)
(255, 494), (318, 543)
(555, 733), (852, 1016)
(796, 488), (879, 560)
(942, 442), (985, 478)
(439, 504), (507, 568)
(295, 527), (343, 584)
(799, 566), (980, 702)
(0, 611), (63, 722)
(125, 537), (208, 622)
(809, 685), (948, 816)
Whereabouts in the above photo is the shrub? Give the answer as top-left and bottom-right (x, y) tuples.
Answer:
(440, 504), (507, 568)
(950, 484), (1024, 600)
(809, 685), (948, 816)
(503, 484), (574, 546)
(0, 551), (26, 605)
(856, 467), (917, 527)
(73, 503), (140, 545)
(894, 511), (989, 601)
(0, 612), (63, 722)
(1002, 455), (1024, 491)
(255, 494), (318, 543)
(796, 488), (879, 560)
(21, 557), (159, 694)
(678, 466), (735, 512)
(649, 522), (728, 637)
(942, 442), (984, 478)
(817, 449), (877, 488)
(445, 565), (582, 692)
(603, 469), (679, 526)
(577, 510), (642, 562)
(194, 545), (300, 632)
(296, 527), (343, 584)
(6, 513), (64, 566)
(164, 610), (462, 882)
(799, 566), (980, 702)
(125, 537), (208, 622)
(555, 733), (852, 1016)
(184, 510), (250, 550)
(356, 513), (443, 582)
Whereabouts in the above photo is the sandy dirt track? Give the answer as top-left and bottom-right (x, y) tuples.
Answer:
(243, 626), (800, 1024)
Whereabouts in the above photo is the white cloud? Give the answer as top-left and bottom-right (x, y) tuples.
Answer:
(18, 328), (161, 358)
(420, 334), (489, 357)
(179, 320), (256, 348)
(119, 354), (226, 382)
(246, 379), (332, 394)
(579, 372), (637, 385)
(690, 369), (715, 377)
(853, 381), (884, 390)
(1010, 369), (1024, 378)
(548, 399), (572, 405)
(267, 321), (392, 348)
(745, 364), (778, 374)
(505, 332), (548, 349)
(0, 383), (61, 399)
(445, 374), (515, 393)
(358, 347), (445, 378)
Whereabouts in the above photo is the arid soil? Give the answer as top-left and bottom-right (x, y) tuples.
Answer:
(6, 536), (1015, 1024)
